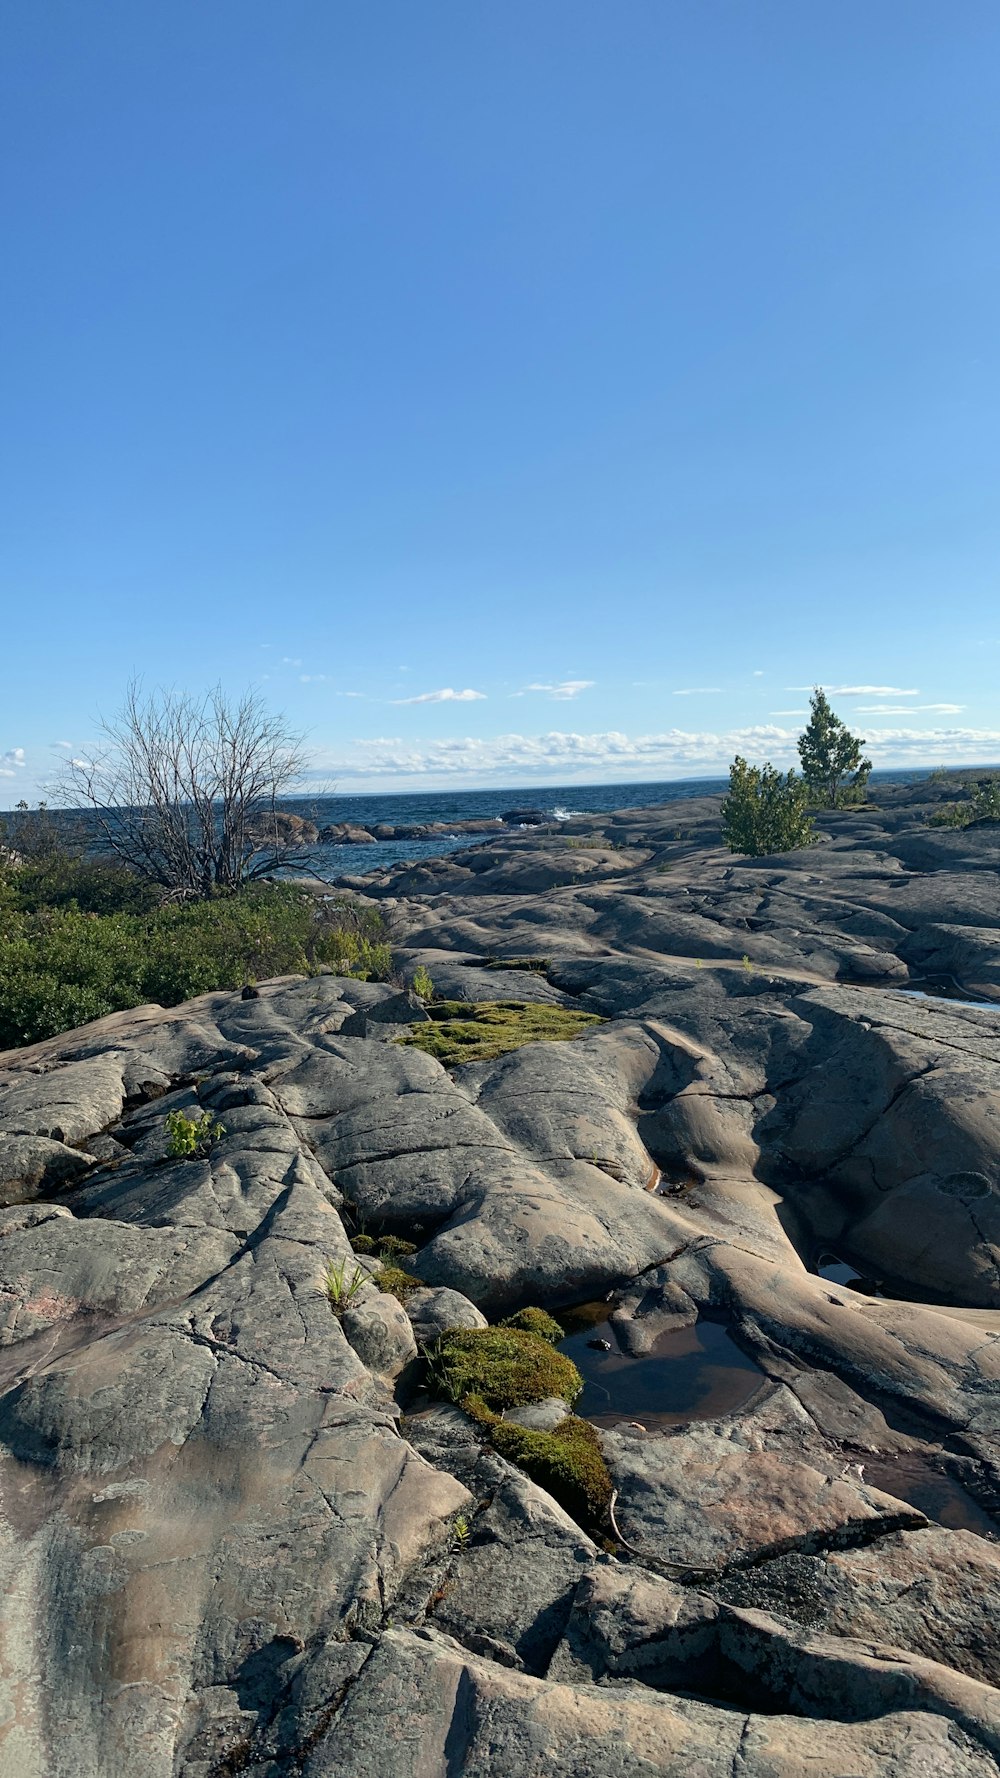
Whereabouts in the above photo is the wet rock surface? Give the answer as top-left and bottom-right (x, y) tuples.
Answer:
(1, 781), (999, 1773)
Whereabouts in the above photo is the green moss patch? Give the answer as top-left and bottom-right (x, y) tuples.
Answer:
(502, 1307), (565, 1345)
(376, 1263), (422, 1301)
(428, 1325), (583, 1414)
(399, 999), (602, 1067)
(425, 1322), (612, 1530)
(491, 1416), (613, 1525)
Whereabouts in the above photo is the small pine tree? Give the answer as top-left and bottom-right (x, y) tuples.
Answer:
(797, 689), (871, 808)
(721, 757), (815, 857)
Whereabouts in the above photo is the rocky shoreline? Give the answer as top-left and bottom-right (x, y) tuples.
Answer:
(1, 781), (999, 1775)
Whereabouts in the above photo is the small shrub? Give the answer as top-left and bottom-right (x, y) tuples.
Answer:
(325, 1257), (368, 1313)
(502, 1307), (565, 1345)
(491, 1416), (613, 1525)
(721, 757), (814, 857)
(929, 779), (1000, 829)
(427, 1325), (583, 1415)
(351, 1234), (376, 1254)
(164, 1108), (226, 1159)
(411, 965), (435, 1001)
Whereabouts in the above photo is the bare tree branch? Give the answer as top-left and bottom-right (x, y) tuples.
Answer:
(62, 682), (310, 897)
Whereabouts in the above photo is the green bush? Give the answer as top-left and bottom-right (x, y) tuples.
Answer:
(164, 1108), (226, 1159)
(721, 757), (815, 857)
(0, 866), (394, 1050)
(929, 778), (1000, 829)
(411, 965), (435, 1000)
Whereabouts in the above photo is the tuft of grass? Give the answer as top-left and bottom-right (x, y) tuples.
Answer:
(164, 1108), (225, 1159)
(426, 1325), (582, 1415)
(325, 1257), (368, 1313)
(490, 1416), (613, 1525)
(399, 999), (602, 1067)
(502, 1307), (565, 1345)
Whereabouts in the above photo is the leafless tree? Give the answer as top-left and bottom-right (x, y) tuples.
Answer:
(63, 682), (311, 897)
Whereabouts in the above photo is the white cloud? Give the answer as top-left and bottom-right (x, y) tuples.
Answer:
(514, 680), (595, 701)
(0, 747), (26, 778)
(752, 670), (764, 677)
(300, 674), (330, 684)
(282, 656), (302, 668)
(70, 757), (92, 769)
(390, 687), (487, 705)
(786, 684), (919, 697)
(672, 687), (723, 696)
(306, 724), (1000, 787)
(54, 740), (73, 750)
(855, 703), (965, 715)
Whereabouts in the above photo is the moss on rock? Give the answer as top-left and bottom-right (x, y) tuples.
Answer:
(376, 1263), (422, 1301)
(398, 999), (602, 1067)
(502, 1307), (565, 1345)
(490, 1416), (613, 1526)
(428, 1325), (582, 1415)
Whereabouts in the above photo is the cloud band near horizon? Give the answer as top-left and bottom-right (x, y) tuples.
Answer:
(305, 724), (1000, 784)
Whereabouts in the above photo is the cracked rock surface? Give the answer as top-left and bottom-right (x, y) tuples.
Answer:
(0, 780), (999, 1774)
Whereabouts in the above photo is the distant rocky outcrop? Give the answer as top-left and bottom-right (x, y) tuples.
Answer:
(1, 782), (1000, 1774)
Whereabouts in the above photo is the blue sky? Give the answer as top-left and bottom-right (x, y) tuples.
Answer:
(2, 2), (999, 802)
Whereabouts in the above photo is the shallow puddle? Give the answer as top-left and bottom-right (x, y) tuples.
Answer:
(557, 1306), (766, 1432)
(814, 1251), (883, 1294)
(863, 1454), (998, 1538)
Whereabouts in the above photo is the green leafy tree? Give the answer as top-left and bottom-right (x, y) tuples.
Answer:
(721, 757), (814, 857)
(797, 688), (871, 807)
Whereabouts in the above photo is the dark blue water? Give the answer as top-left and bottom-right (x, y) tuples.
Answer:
(285, 767), (934, 880)
(290, 778), (726, 878)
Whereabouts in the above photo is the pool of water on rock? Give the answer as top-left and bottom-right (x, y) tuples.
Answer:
(862, 1455), (998, 1538)
(557, 1303), (767, 1431)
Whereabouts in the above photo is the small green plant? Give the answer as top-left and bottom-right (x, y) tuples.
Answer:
(164, 1108), (226, 1159)
(453, 1513), (471, 1546)
(929, 778), (1000, 829)
(411, 965), (435, 1001)
(742, 953), (754, 975)
(721, 756), (815, 857)
(325, 1257), (368, 1313)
